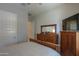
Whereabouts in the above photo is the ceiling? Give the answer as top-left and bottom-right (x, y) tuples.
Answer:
(26, 3), (63, 17)
(0, 3), (63, 17)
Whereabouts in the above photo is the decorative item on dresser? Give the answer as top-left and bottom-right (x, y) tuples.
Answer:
(60, 31), (79, 56)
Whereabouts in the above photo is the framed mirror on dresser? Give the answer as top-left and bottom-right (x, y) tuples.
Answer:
(37, 24), (60, 52)
(41, 24), (57, 33)
(39, 24), (57, 43)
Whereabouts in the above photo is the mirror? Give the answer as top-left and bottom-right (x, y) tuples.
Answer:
(62, 13), (79, 31)
(66, 20), (77, 30)
(41, 24), (56, 33)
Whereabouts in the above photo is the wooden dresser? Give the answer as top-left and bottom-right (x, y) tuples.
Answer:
(37, 32), (58, 44)
(37, 32), (60, 52)
(61, 31), (79, 56)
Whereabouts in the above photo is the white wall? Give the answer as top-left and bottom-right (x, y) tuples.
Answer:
(0, 4), (28, 44)
(32, 4), (79, 43)
(28, 17), (36, 39)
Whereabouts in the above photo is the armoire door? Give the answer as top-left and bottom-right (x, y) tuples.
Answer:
(61, 32), (76, 56)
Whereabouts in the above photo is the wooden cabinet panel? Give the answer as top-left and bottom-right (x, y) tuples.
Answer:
(61, 32), (76, 56)
(37, 32), (58, 44)
(37, 33), (44, 41)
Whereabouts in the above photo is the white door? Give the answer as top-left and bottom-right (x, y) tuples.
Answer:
(0, 10), (17, 47)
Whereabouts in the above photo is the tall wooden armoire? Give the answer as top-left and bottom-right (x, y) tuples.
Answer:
(61, 31), (79, 56)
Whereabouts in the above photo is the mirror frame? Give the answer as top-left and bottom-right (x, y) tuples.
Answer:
(41, 24), (57, 33)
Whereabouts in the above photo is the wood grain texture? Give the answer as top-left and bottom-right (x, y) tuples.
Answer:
(30, 38), (60, 52)
(37, 32), (58, 44)
(61, 31), (76, 56)
(76, 32), (79, 56)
